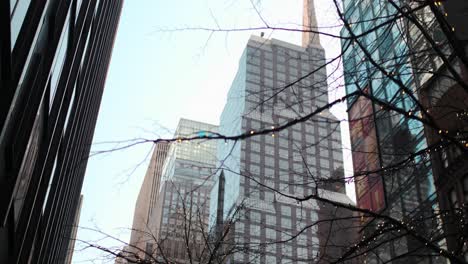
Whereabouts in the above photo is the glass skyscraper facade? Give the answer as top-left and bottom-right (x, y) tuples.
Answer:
(340, 0), (445, 262)
(153, 119), (218, 262)
(209, 2), (356, 261)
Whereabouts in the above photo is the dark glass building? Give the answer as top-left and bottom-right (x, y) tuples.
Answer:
(419, 1), (468, 260)
(208, 1), (357, 262)
(0, 1), (123, 263)
(341, 0), (468, 262)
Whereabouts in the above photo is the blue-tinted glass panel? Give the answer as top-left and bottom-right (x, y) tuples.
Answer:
(10, 0), (16, 14)
(10, 0), (32, 50)
(49, 10), (70, 109)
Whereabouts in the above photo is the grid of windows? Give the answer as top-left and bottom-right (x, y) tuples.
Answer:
(213, 34), (349, 263)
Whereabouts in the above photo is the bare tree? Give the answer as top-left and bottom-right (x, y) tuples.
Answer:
(75, 0), (468, 263)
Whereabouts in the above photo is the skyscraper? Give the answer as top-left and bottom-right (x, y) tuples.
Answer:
(155, 119), (218, 262)
(126, 118), (218, 263)
(0, 1), (123, 263)
(340, 0), (451, 262)
(128, 142), (170, 261)
(209, 1), (355, 263)
(417, 2), (468, 259)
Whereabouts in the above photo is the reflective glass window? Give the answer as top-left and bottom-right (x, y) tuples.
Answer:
(50, 9), (71, 108)
(10, 0), (32, 50)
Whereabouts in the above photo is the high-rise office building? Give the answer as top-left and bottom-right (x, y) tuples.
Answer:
(209, 1), (355, 263)
(340, 0), (460, 262)
(125, 119), (218, 263)
(127, 142), (170, 261)
(0, 1), (123, 263)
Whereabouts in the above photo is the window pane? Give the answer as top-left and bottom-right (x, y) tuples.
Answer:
(10, 0), (32, 49)
(49, 10), (71, 108)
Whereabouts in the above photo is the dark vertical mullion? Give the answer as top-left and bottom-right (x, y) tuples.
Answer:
(0, 0), (12, 97)
(0, 0), (70, 225)
(1, 1), (47, 132)
(33, 1), (99, 261)
(12, 1), (78, 261)
(40, 2), (113, 261)
(1, 0), (122, 261)
(0, 56), (45, 226)
(46, 1), (122, 261)
(39, 0), (96, 238)
(38, 4), (105, 263)
(39, 0), (96, 230)
(54, 47), (111, 262)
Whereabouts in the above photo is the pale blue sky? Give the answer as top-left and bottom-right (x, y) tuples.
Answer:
(73, 1), (352, 263)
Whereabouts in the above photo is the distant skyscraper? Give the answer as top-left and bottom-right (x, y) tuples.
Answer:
(128, 142), (170, 261)
(0, 1), (123, 263)
(126, 119), (218, 263)
(209, 1), (355, 263)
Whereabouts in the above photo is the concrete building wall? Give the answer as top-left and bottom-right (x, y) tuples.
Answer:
(128, 142), (170, 260)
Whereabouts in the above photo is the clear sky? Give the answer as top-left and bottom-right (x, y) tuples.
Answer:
(73, 1), (353, 263)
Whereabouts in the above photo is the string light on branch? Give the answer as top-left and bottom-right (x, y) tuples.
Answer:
(456, 110), (468, 120)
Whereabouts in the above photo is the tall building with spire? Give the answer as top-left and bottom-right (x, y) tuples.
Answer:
(209, 1), (356, 263)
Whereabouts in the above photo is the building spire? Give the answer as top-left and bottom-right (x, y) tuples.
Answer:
(302, 0), (320, 47)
